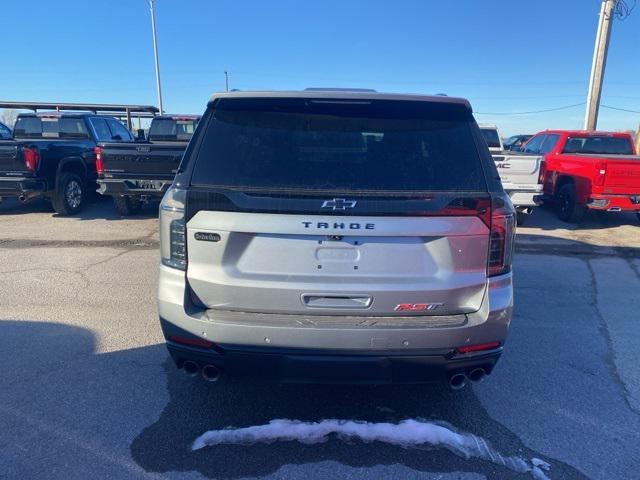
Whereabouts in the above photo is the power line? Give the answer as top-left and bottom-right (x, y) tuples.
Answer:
(475, 103), (586, 116)
(601, 104), (640, 113)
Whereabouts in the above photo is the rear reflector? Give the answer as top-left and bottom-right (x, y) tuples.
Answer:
(456, 341), (500, 354)
(169, 335), (214, 349)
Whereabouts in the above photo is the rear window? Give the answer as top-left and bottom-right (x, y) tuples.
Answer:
(149, 118), (198, 141)
(562, 136), (633, 155)
(480, 128), (501, 149)
(14, 116), (89, 139)
(192, 98), (486, 192)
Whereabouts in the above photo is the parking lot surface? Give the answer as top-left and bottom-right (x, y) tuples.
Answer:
(1, 198), (639, 480)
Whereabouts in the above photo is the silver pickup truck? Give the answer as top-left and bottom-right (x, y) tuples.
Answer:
(480, 125), (543, 225)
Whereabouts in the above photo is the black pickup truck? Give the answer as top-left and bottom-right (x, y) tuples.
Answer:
(0, 112), (135, 215)
(96, 115), (200, 215)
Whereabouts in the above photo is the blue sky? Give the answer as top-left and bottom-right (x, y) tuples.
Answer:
(1, 0), (639, 135)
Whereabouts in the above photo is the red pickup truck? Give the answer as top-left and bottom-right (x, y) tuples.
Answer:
(522, 130), (640, 222)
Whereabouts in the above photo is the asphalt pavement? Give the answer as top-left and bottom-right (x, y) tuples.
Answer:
(1, 197), (639, 480)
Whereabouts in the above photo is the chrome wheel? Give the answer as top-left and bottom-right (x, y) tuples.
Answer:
(65, 180), (82, 209)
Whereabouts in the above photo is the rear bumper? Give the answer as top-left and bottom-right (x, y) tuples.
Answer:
(0, 176), (47, 198)
(158, 265), (513, 383)
(96, 178), (171, 197)
(164, 336), (502, 384)
(587, 194), (640, 211)
(503, 185), (543, 208)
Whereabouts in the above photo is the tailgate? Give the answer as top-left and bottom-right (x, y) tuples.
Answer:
(186, 211), (489, 317)
(603, 157), (640, 191)
(493, 152), (542, 187)
(0, 142), (28, 176)
(99, 142), (186, 177)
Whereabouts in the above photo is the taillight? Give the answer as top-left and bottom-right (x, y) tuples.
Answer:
(23, 147), (39, 172)
(94, 147), (103, 175)
(594, 161), (607, 186)
(488, 195), (515, 277)
(538, 159), (546, 185)
(160, 186), (187, 270)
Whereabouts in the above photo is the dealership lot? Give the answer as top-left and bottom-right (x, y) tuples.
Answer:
(1, 198), (639, 480)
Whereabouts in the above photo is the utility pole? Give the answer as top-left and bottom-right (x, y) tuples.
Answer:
(584, 0), (616, 131)
(224, 71), (229, 92)
(148, 0), (164, 114)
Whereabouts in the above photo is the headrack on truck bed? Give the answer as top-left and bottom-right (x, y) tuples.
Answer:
(0, 101), (159, 130)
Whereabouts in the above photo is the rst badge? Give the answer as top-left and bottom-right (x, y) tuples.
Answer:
(394, 303), (444, 312)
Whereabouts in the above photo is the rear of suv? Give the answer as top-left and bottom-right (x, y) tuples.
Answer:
(158, 90), (515, 388)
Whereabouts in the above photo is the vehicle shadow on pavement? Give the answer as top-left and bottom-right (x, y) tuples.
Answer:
(130, 361), (587, 479)
(0, 319), (588, 479)
(520, 204), (640, 232)
(0, 196), (159, 220)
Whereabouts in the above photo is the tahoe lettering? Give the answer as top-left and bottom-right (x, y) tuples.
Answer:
(302, 221), (375, 230)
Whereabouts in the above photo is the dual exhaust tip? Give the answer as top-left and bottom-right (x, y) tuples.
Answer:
(449, 367), (487, 389)
(182, 360), (222, 382)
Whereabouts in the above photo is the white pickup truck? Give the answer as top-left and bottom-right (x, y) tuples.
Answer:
(480, 125), (543, 225)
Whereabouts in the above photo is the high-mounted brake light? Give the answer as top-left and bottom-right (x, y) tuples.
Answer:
(487, 195), (515, 277)
(594, 161), (607, 186)
(94, 147), (103, 175)
(23, 147), (39, 172)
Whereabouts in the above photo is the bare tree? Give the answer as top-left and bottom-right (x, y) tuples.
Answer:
(1, 109), (18, 127)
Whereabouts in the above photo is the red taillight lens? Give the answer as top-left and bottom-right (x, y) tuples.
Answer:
(488, 195), (515, 277)
(594, 161), (607, 186)
(23, 147), (39, 172)
(169, 335), (214, 349)
(537, 159), (546, 185)
(456, 341), (501, 354)
(94, 147), (103, 175)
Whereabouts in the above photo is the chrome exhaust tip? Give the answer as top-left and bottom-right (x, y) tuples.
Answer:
(201, 364), (221, 382)
(182, 360), (199, 377)
(18, 194), (27, 202)
(468, 368), (487, 383)
(449, 373), (468, 390)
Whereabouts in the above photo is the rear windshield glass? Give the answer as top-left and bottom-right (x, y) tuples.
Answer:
(562, 136), (633, 155)
(480, 128), (501, 148)
(13, 116), (90, 139)
(192, 98), (486, 192)
(149, 118), (198, 141)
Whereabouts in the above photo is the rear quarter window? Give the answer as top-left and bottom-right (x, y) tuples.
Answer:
(14, 116), (89, 139)
(191, 98), (487, 192)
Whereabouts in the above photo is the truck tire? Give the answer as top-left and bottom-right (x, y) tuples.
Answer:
(52, 173), (84, 216)
(516, 211), (527, 226)
(556, 184), (586, 223)
(113, 196), (142, 216)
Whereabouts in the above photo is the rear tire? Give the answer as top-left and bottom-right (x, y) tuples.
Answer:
(556, 184), (586, 223)
(113, 196), (142, 216)
(52, 173), (84, 216)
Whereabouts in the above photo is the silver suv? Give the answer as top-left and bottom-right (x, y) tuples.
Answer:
(158, 90), (515, 388)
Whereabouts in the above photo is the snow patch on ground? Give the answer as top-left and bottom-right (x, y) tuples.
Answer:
(192, 418), (551, 479)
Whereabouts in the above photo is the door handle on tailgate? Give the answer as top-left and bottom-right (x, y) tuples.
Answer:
(302, 294), (372, 309)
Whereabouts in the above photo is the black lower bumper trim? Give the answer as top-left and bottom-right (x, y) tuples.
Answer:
(165, 342), (502, 385)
